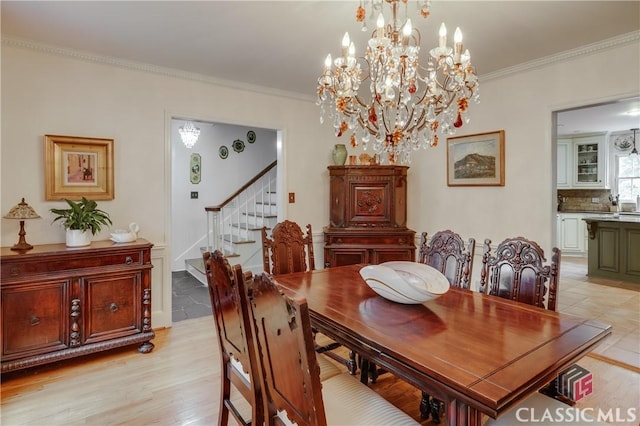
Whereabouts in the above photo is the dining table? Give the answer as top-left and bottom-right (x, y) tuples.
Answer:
(273, 264), (612, 426)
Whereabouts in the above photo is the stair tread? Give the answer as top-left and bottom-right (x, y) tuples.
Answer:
(222, 234), (256, 244)
(242, 212), (277, 218)
(230, 223), (270, 231)
(197, 248), (239, 257)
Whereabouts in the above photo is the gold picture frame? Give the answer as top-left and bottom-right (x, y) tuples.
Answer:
(447, 130), (505, 187)
(45, 135), (114, 200)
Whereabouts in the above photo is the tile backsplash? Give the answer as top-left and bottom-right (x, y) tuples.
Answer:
(557, 189), (614, 212)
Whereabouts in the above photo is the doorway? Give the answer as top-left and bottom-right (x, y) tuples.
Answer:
(553, 96), (640, 272)
(169, 117), (280, 323)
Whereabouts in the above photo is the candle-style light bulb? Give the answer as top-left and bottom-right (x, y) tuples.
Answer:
(454, 27), (463, 61)
(439, 23), (447, 48)
(403, 18), (412, 46)
(454, 27), (463, 44)
(324, 54), (332, 70)
(349, 42), (355, 58)
(342, 32), (350, 58)
(377, 13), (385, 38)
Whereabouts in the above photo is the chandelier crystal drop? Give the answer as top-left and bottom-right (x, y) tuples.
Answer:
(316, 0), (479, 164)
(179, 121), (201, 149)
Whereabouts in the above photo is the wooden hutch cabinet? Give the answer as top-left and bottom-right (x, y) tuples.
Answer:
(1, 239), (155, 373)
(324, 165), (416, 267)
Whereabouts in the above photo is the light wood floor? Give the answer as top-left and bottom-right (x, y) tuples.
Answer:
(1, 258), (638, 425)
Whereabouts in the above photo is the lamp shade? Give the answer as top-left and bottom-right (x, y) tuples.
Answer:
(4, 198), (41, 220)
(4, 198), (40, 251)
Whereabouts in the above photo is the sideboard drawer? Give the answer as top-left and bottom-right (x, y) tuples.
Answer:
(2, 250), (143, 279)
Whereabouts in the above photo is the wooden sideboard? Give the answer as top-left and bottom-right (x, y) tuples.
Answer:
(1, 239), (155, 373)
(324, 165), (416, 267)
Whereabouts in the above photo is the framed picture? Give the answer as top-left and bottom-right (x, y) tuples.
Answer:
(190, 153), (201, 184)
(447, 130), (505, 186)
(44, 135), (114, 200)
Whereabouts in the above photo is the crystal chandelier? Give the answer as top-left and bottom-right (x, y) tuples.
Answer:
(317, 0), (479, 164)
(179, 121), (201, 149)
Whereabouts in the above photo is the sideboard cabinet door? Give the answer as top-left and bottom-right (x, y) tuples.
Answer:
(1, 280), (70, 361)
(82, 271), (143, 344)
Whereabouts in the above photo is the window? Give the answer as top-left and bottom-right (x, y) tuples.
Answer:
(616, 153), (640, 202)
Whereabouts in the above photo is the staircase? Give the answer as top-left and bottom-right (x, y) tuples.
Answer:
(185, 161), (278, 284)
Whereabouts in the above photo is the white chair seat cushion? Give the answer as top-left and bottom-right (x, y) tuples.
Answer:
(322, 373), (420, 425)
(232, 353), (340, 383)
(317, 353), (342, 381)
(485, 392), (609, 425)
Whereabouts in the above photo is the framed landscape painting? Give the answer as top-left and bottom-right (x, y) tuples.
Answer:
(45, 135), (114, 200)
(446, 130), (505, 187)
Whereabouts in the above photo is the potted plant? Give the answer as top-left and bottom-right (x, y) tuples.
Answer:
(50, 197), (112, 247)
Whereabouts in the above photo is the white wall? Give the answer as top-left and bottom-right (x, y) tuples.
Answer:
(2, 36), (639, 326)
(171, 120), (276, 271)
(1, 43), (335, 328)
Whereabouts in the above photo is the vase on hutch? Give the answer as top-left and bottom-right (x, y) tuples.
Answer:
(332, 144), (347, 165)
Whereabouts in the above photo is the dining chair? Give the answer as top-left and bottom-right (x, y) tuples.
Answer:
(241, 270), (421, 426)
(475, 238), (602, 426)
(204, 250), (341, 426)
(418, 230), (476, 289)
(261, 219), (315, 275)
(262, 220), (356, 375)
(416, 229), (476, 423)
(479, 236), (561, 311)
(203, 250), (263, 426)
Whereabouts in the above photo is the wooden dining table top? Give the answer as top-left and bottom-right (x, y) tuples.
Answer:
(273, 264), (612, 421)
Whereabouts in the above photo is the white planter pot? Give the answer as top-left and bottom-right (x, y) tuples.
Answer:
(66, 229), (91, 247)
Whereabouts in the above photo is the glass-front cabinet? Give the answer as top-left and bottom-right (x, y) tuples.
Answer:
(573, 134), (607, 188)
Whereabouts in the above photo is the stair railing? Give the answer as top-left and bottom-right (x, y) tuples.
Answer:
(205, 161), (277, 253)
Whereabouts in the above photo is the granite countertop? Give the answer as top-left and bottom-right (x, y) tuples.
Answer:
(559, 210), (640, 216)
(582, 214), (640, 223)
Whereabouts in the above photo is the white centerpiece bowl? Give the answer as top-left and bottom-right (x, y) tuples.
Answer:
(359, 261), (450, 304)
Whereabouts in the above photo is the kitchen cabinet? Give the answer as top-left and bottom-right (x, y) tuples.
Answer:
(1, 239), (154, 373)
(324, 165), (415, 267)
(573, 134), (607, 188)
(556, 133), (608, 189)
(557, 213), (588, 256)
(583, 216), (640, 283)
(556, 138), (572, 188)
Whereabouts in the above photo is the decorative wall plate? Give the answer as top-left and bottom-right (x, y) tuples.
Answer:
(232, 139), (245, 153)
(614, 135), (633, 151)
(190, 153), (201, 184)
(219, 146), (229, 159)
(247, 130), (256, 143)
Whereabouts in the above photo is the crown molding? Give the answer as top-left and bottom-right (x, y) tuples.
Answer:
(1, 36), (315, 103)
(480, 31), (640, 82)
(4, 30), (639, 96)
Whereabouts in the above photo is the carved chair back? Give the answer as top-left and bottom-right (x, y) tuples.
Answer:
(418, 230), (476, 289)
(262, 220), (315, 275)
(203, 250), (263, 426)
(241, 271), (327, 426)
(479, 237), (561, 311)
